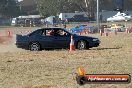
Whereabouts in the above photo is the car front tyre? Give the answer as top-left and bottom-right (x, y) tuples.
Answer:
(29, 42), (41, 51)
(77, 40), (88, 50)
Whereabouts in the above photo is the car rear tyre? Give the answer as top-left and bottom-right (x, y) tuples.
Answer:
(77, 40), (87, 50)
(29, 42), (41, 51)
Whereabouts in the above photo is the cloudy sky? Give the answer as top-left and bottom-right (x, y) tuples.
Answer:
(18, 0), (23, 2)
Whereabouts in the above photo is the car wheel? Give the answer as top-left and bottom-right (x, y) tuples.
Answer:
(29, 42), (41, 51)
(77, 40), (87, 50)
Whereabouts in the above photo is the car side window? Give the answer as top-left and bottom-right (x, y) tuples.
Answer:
(43, 29), (55, 36)
(58, 30), (68, 36)
(45, 29), (64, 36)
(60, 30), (71, 36)
(29, 30), (42, 36)
(41, 29), (71, 36)
(54, 29), (70, 36)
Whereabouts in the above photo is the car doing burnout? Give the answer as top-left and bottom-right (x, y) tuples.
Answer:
(16, 28), (100, 51)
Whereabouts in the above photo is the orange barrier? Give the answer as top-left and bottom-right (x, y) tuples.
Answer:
(78, 32), (82, 35)
(126, 25), (132, 33)
(100, 29), (103, 36)
(70, 35), (75, 51)
(85, 29), (90, 34)
(83, 29), (89, 34)
(126, 28), (130, 33)
(82, 30), (86, 34)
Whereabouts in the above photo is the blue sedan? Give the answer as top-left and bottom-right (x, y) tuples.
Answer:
(16, 28), (100, 51)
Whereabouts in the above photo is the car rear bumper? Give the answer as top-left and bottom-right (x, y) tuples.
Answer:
(16, 42), (29, 49)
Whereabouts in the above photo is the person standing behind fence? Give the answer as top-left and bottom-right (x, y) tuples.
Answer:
(63, 19), (68, 28)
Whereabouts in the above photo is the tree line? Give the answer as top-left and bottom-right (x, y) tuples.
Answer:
(35, 0), (132, 18)
(0, 0), (20, 18)
(0, 0), (132, 18)
(35, 0), (96, 18)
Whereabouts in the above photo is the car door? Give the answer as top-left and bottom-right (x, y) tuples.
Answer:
(54, 35), (71, 48)
(29, 29), (56, 48)
(53, 29), (71, 48)
(39, 29), (57, 48)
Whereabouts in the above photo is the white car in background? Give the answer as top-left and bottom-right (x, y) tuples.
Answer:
(107, 12), (132, 22)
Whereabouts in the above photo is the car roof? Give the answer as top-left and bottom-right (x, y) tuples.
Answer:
(34, 28), (71, 33)
(39, 27), (70, 31)
(38, 27), (63, 30)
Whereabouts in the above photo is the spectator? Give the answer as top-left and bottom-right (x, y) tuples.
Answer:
(48, 29), (54, 36)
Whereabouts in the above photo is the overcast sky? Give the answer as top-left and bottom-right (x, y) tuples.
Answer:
(18, 0), (23, 2)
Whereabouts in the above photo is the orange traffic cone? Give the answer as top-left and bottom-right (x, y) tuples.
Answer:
(70, 35), (75, 51)
(6, 30), (12, 38)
